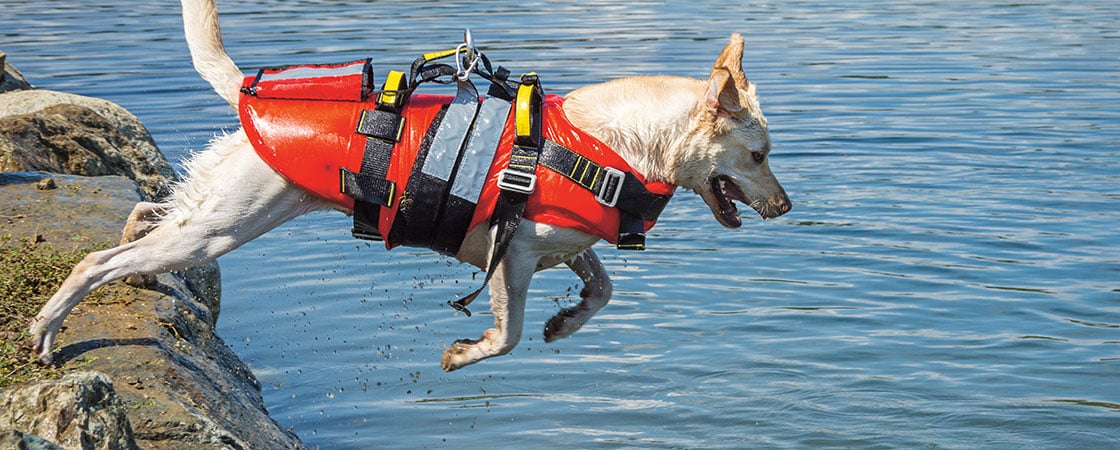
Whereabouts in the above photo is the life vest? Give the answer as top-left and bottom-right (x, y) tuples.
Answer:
(238, 58), (674, 257)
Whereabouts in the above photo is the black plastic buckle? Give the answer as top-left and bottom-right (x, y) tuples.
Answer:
(617, 232), (646, 250)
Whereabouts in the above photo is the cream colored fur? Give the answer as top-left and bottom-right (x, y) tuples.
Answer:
(30, 0), (790, 372)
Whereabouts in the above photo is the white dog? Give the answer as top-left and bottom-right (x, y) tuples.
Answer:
(30, 0), (790, 372)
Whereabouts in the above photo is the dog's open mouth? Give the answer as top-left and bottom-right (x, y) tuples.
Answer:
(705, 175), (748, 228)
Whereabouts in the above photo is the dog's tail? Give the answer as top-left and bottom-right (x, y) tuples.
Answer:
(180, 0), (242, 109)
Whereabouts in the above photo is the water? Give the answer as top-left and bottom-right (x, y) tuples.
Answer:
(5, 1), (1119, 447)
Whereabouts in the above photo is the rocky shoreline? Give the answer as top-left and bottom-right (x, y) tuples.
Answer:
(1, 53), (305, 449)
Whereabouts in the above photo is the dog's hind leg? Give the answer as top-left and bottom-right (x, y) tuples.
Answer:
(29, 133), (328, 363)
(543, 249), (613, 342)
(120, 201), (169, 288)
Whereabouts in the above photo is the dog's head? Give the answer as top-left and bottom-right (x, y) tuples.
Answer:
(682, 34), (791, 227)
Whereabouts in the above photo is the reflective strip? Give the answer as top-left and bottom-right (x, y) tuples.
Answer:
(259, 62), (366, 81)
(421, 81), (480, 181)
(450, 98), (511, 202)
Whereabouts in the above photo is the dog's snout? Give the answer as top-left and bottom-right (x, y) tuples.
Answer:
(768, 193), (791, 217)
(774, 194), (791, 213)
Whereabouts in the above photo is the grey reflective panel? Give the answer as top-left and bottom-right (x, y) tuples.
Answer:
(422, 81), (480, 181)
(259, 62), (365, 81)
(450, 97), (511, 202)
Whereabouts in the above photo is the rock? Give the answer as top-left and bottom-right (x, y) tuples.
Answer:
(0, 429), (65, 450)
(35, 177), (57, 190)
(0, 59), (169, 199)
(0, 372), (139, 450)
(178, 264), (222, 324)
(1, 51), (34, 92)
(0, 172), (145, 249)
(0, 61), (296, 449)
(0, 60), (218, 314)
(0, 172), (302, 449)
(0, 93), (175, 201)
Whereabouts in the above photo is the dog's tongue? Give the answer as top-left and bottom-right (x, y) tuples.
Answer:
(713, 176), (744, 227)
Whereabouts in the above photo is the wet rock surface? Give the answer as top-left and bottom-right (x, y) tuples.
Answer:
(0, 172), (304, 449)
(1, 57), (303, 450)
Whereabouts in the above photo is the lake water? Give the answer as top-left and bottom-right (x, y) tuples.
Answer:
(5, 0), (1119, 448)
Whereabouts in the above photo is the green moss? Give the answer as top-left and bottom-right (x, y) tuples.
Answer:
(0, 234), (112, 388)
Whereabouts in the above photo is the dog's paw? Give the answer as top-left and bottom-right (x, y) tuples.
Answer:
(441, 338), (479, 372)
(36, 349), (55, 365)
(27, 321), (57, 365)
(543, 307), (584, 343)
(124, 274), (158, 289)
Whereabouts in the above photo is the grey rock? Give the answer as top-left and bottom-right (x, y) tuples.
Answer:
(0, 429), (65, 450)
(1, 51), (34, 92)
(0, 92), (176, 201)
(0, 372), (139, 450)
(34, 177), (57, 190)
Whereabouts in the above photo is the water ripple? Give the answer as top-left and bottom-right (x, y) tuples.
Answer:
(6, 0), (1119, 448)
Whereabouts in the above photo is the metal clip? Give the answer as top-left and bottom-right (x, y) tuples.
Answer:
(496, 168), (537, 194)
(455, 29), (481, 81)
(596, 167), (625, 207)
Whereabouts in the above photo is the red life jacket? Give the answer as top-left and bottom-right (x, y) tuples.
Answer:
(238, 60), (674, 254)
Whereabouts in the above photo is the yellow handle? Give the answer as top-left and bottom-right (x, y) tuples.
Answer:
(379, 70), (405, 107)
(515, 83), (535, 139)
(421, 47), (460, 62)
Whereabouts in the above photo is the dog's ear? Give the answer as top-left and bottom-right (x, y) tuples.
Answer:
(706, 33), (750, 116)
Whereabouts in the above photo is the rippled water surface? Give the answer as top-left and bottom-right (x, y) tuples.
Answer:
(5, 1), (1119, 448)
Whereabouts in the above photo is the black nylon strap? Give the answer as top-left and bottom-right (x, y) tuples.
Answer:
(356, 109), (404, 142)
(343, 85), (407, 241)
(485, 66), (516, 100)
(447, 144), (541, 316)
(537, 141), (672, 221)
(615, 172), (672, 222)
(448, 76), (543, 317)
(340, 167), (395, 206)
(617, 212), (647, 250)
(385, 106), (450, 250)
(342, 109), (404, 208)
(447, 186), (530, 317)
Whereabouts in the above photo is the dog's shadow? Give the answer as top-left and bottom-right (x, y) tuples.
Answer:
(48, 279), (213, 367)
(52, 338), (162, 366)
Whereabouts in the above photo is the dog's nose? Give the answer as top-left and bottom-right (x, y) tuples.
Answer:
(770, 193), (792, 215)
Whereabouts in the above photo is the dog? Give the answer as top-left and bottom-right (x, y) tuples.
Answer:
(30, 0), (790, 372)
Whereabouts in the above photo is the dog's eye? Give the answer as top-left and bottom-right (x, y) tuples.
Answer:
(751, 151), (766, 163)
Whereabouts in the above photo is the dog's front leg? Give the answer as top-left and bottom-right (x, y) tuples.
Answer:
(544, 249), (612, 342)
(441, 236), (539, 372)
